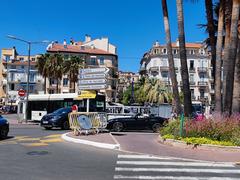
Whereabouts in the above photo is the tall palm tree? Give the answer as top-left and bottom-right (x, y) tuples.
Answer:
(176, 0), (192, 117)
(214, 0), (224, 113)
(223, 0), (240, 114)
(47, 54), (64, 93)
(36, 54), (50, 94)
(162, 0), (182, 115)
(232, 22), (240, 113)
(63, 56), (84, 93)
(205, 0), (217, 84)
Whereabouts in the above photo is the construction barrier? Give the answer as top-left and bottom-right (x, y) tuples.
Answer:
(68, 112), (107, 135)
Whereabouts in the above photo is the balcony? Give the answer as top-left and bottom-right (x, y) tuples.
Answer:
(198, 67), (208, 72)
(160, 66), (169, 71)
(189, 67), (196, 73)
(198, 81), (208, 86)
(139, 66), (147, 75)
(198, 96), (209, 102)
(191, 96), (196, 100)
(190, 81), (196, 86)
(149, 66), (159, 72)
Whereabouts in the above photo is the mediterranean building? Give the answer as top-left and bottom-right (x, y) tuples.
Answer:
(0, 47), (43, 106)
(116, 71), (140, 102)
(140, 40), (213, 106)
(46, 35), (118, 102)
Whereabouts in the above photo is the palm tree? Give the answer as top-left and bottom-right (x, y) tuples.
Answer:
(162, 0), (182, 115)
(205, 0), (217, 84)
(176, 0), (192, 117)
(63, 56), (84, 93)
(36, 54), (50, 94)
(214, 0), (224, 113)
(47, 54), (64, 93)
(223, 0), (240, 114)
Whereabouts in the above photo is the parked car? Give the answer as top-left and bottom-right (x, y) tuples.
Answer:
(40, 108), (72, 130)
(106, 113), (168, 132)
(0, 115), (9, 139)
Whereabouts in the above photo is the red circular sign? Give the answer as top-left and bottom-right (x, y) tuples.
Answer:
(71, 105), (78, 112)
(18, 89), (25, 97)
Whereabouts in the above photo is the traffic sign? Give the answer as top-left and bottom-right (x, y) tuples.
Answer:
(78, 84), (107, 90)
(79, 79), (106, 85)
(77, 90), (96, 99)
(80, 68), (109, 74)
(79, 73), (106, 79)
(18, 89), (25, 97)
(71, 105), (78, 112)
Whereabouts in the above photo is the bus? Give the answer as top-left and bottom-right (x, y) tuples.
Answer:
(18, 93), (106, 121)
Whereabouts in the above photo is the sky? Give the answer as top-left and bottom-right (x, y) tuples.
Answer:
(0, 0), (207, 73)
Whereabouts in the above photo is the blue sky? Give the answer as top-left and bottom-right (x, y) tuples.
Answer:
(1, 0), (207, 73)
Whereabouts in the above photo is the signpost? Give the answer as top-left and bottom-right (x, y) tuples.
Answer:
(18, 89), (25, 97)
(78, 67), (109, 112)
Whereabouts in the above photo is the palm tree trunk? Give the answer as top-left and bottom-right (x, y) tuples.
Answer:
(56, 79), (59, 94)
(232, 39), (240, 113)
(222, 0), (233, 107)
(44, 77), (47, 94)
(214, 0), (224, 113)
(205, 0), (217, 84)
(223, 0), (240, 115)
(162, 0), (182, 115)
(176, 0), (192, 117)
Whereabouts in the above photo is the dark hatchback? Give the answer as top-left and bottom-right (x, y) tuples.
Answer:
(0, 115), (9, 139)
(107, 114), (168, 132)
(40, 108), (72, 130)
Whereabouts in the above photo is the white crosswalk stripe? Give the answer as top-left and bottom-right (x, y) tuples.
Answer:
(114, 154), (240, 180)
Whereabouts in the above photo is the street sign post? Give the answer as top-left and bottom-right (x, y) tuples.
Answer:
(18, 89), (26, 97)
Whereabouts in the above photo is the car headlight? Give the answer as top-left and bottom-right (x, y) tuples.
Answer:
(51, 116), (61, 121)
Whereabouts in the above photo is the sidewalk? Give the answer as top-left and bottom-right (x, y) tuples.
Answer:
(62, 131), (240, 163)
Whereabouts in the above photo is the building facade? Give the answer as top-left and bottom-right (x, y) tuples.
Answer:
(0, 47), (43, 106)
(140, 40), (213, 106)
(46, 35), (118, 102)
(116, 71), (140, 102)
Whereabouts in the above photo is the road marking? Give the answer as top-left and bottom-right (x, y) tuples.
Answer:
(40, 138), (63, 143)
(13, 136), (29, 139)
(0, 141), (18, 145)
(20, 142), (49, 147)
(116, 161), (235, 167)
(17, 138), (41, 141)
(118, 154), (183, 160)
(113, 175), (240, 180)
(43, 134), (62, 138)
(115, 167), (240, 173)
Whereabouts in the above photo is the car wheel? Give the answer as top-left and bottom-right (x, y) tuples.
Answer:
(0, 126), (8, 139)
(152, 123), (161, 133)
(112, 122), (124, 132)
(44, 127), (52, 130)
(62, 121), (70, 130)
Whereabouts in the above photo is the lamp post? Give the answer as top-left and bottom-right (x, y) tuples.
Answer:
(7, 35), (49, 122)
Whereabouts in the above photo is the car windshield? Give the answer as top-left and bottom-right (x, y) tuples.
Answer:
(53, 108), (71, 114)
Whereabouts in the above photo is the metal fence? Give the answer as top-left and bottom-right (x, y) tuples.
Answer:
(68, 112), (107, 135)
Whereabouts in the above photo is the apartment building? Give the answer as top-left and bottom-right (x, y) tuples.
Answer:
(46, 35), (118, 102)
(0, 47), (43, 105)
(116, 71), (140, 102)
(140, 40), (213, 105)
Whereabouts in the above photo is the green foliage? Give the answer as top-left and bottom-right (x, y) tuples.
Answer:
(160, 119), (180, 138)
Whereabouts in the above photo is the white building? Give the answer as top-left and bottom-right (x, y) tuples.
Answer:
(140, 40), (213, 106)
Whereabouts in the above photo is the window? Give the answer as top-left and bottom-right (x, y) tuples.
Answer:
(200, 89), (205, 98)
(31, 58), (35, 61)
(191, 89), (195, 99)
(30, 85), (34, 92)
(5, 55), (10, 62)
(173, 49), (178, 54)
(63, 78), (68, 86)
(199, 72), (205, 79)
(49, 78), (55, 85)
(200, 49), (205, 55)
(21, 65), (24, 69)
(189, 50), (195, 55)
(190, 60), (194, 70)
(11, 65), (16, 69)
(190, 74), (194, 82)
(10, 73), (14, 81)
(163, 48), (167, 54)
(99, 57), (104, 65)
(19, 57), (24, 61)
(162, 72), (168, 78)
(49, 89), (54, 94)
(9, 84), (15, 91)
(30, 74), (34, 82)
(90, 57), (96, 65)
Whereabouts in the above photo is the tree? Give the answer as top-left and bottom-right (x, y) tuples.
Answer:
(223, 0), (239, 114)
(176, 0), (192, 116)
(162, 0), (182, 115)
(63, 56), (84, 93)
(214, 0), (224, 112)
(36, 54), (50, 94)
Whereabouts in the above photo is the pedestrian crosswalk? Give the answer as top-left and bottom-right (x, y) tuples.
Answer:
(114, 154), (240, 180)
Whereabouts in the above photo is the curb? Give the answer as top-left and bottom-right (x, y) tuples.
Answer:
(61, 133), (120, 150)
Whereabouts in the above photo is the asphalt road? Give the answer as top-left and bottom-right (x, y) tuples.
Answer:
(1, 114), (240, 180)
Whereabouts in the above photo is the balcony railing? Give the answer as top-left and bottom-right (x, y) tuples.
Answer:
(198, 67), (208, 72)
(160, 66), (169, 71)
(189, 67), (196, 72)
(190, 81), (196, 85)
(149, 66), (159, 72)
(198, 81), (208, 86)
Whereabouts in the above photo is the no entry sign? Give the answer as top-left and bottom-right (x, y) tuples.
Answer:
(18, 89), (25, 97)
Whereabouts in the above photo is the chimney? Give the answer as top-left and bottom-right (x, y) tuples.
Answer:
(154, 40), (160, 47)
(63, 39), (67, 48)
(85, 34), (91, 42)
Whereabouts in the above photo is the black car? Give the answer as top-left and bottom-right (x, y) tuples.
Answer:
(107, 114), (168, 132)
(0, 115), (9, 139)
(40, 108), (72, 130)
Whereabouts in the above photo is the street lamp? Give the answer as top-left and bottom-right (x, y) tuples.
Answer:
(7, 35), (49, 122)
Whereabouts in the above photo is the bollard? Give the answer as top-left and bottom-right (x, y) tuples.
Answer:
(180, 113), (184, 137)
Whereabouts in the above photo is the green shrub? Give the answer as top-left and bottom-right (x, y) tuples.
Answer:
(160, 119), (180, 138)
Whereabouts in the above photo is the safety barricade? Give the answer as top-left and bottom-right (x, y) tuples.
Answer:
(68, 112), (107, 135)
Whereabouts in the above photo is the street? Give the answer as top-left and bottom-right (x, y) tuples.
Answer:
(0, 115), (240, 180)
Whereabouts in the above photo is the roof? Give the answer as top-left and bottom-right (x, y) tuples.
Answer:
(171, 43), (202, 48)
(47, 44), (115, 56)
(2, 60), (36, 65)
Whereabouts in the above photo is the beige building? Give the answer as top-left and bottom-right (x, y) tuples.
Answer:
(46, 35), (118, 102)
(0, 47), (43, 106)
(140, 40), (213, 106)
(116, 71), (140, 102)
